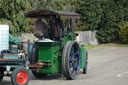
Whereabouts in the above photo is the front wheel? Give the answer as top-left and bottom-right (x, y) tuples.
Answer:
(62, 41), (81, 80)
(0, 71), (4, 82)
(11, 67), (29, 85)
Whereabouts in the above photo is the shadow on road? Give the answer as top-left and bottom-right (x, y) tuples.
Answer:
(0, 80), (12, 85)
(30, 71), (85, 81)
(30, 73), (64, 80)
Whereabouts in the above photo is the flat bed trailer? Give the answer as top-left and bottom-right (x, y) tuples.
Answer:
(0, 53), (29, 85)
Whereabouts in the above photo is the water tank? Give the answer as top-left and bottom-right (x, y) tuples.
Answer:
(0, 25), (9, 53)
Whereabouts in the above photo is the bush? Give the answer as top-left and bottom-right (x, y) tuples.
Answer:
(118, 21), (128, 43)
(96, 28), (117, 43)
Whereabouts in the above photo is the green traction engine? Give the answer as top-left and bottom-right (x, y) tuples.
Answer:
(26, 9), (88, 80)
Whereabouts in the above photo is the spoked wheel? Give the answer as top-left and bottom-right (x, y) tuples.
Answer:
(62, 41), (81, 80)
(32, 71), (47, 79)
(0, 71), (4, 82)
(83, 52), (88, 74)
(11, 67), (29, 85)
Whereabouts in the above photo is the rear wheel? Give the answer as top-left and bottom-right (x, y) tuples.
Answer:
(62, 41), (81, 80)
(32, 71), (47, 79)
(83, 52), (88, 74)
(11, 67), (29, 85)
(0, 71), (4, 82)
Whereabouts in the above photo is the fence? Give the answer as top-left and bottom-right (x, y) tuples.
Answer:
(76, 30), (98, 45)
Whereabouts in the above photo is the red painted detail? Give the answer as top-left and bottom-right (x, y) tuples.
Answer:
(16, 71), (28, 84)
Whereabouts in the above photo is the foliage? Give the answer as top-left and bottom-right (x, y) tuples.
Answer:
(0, 0), (29, 34)
(118, 21), (128, 43)
(80, 0), (128, 43)
(96, 0), (117, 43)
(0, 0), (83, 34)
(28, 0), (83, 11)
(80, 0), (103, 31)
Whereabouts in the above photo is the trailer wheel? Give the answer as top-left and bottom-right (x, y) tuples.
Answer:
(83, 52), (88, 74)
(32, 71), (47, 79)
(62, 41), (81, 80)
(11, 67), (29, 85)
(0, 71), (4, 82)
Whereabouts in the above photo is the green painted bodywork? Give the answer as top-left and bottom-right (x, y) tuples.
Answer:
(62, 32), (75, 47)
(34, 32), (85, 74)
(80, 45), (86, 68)
(35, 41), (60, 73)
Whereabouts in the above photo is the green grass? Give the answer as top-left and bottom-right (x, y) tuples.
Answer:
(85, 44), (98, 49)
(85, 43), (128, 49)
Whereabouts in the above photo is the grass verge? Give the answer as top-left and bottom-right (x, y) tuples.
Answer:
(85, 44), (98, 49)
(85, 43), (128, 49)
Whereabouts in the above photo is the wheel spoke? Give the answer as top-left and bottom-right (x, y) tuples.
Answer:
(72, 50), (79, 57)
(70, 50), (79, 60)
(69, 49), (81, 76)
(70, 55), (74, 63)
(76, 66), (80, 73)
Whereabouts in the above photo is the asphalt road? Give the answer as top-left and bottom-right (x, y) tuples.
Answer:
(1, 46), (128, 85)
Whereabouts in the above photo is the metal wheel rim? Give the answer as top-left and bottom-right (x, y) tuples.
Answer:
(16, 71), (28, 84)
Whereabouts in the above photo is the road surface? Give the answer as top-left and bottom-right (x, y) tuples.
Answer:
(1, 46), (128, 85)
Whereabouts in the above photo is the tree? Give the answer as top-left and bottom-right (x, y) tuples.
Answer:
(80, 0), (103, 31)
(0, 0), (29, 34)
(80, 0), (128, 43)
(118, 21), (128, 43)
(96, 0), (117, 43)
(28, 0), (83, 11)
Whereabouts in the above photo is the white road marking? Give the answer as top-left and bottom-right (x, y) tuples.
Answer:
(117, 71), (128, 77)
